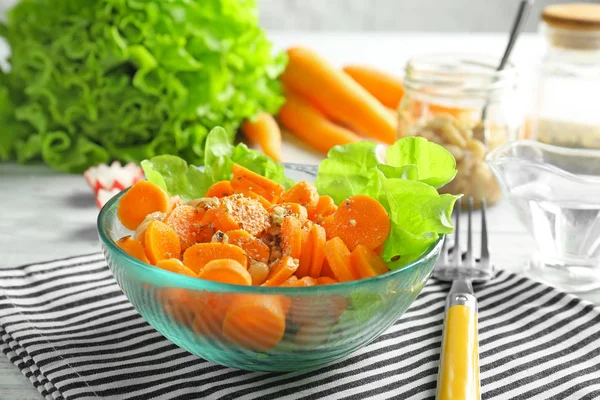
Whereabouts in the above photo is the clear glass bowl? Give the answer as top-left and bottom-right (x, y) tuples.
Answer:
(97, 165), (443, 372)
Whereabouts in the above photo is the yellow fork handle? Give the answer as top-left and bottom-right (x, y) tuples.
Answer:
(436, 294), (480, 400)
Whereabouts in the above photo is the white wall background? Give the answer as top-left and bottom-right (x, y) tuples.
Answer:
(257, 0), (593, 32)
(0, 0), (597, 31)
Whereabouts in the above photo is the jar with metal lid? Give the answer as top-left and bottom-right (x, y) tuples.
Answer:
(398, 54), (520, 208)
(529, 3), (600, 149)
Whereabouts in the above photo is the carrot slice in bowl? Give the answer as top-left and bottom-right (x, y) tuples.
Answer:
(351, 245), (390, 279)
(156, 258), (196, 277)
(144, 221), (181, 265)
(116, 235), (149, 263)
(197, 259), (252, 286)
(262, 256), (299, 287)
(324, 237), (358, 282)
(117, 180), (170, 230)
(331, 195), (391, 251)
(183, 243), (247, 275)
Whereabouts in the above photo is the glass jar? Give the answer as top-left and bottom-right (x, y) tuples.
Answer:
(529, 3), (600, 149)
(398, 54), (520, 208)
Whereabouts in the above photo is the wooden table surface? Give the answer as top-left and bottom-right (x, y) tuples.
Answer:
(2, 32), (600, 399)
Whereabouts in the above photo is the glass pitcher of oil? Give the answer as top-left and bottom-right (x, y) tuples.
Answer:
(486, 140), (600, 293)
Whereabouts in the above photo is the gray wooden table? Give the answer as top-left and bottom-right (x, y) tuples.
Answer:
(2, 163), (600, 399)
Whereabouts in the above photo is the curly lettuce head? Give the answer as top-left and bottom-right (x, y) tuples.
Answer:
(0, 0), (286, 172)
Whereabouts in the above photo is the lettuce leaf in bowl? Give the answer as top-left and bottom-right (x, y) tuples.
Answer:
(141, 127), (293, 202)
(315, 137), (460, 269)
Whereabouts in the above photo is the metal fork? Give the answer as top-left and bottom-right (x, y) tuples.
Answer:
(434, 197), (494, 400)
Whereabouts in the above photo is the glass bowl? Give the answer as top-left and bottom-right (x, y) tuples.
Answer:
(97, 164), (443, 372)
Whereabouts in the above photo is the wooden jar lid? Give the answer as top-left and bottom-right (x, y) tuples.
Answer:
(542, 3), (600, 31)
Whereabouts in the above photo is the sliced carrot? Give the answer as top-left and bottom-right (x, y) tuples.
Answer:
(324, 237), (358, 282)
(290, 276), (318, 287)
(343, 65), (405, 109)
(316, 195), (337, 218)
(296, 228), (312, 278)
(192, 293), (231, 339)
(281, 216), (303, 259)
(222, 294), (286, 352)
(331, 195), (391, 251)
(116, 235), (149, 263)
(226, 229), (270, 263)
(230, 182), (272, 209)
(279, 181), (319, 210)
(205, 181), (234, 198)
(320, 258), (336, 280)
(272, 202), (308, 225)
(316, 276), (338, 285)
(321, 215), (336, 240)
(197, 259), (252, 286)
(231, 175), (276, 204)
(248, 261), (270, 285)
(241, 111), (282, 162)
(262, 256), (299, 287)
(308, 224), (327, 278)
(117, 180), (170, 230)
(144, 221), (181, 265)
(156, 258), (196, 277)
(280, 275), (299, 286)
(351, 245), (390, 279)
(164, 205), (211, 251)
(183, 243), (247, 274)
(282, 47), (397, 144)
(373, 244), (384, 257)
(211, 194), (269, 236)
(231, 164), (285, 203)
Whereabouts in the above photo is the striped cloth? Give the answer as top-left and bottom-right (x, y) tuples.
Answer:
(1, 254), (600, 400)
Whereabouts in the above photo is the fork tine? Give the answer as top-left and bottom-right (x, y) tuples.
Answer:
(440, 232), (450, 265)
(480, 198), (491, 268)
(453, 197), (462, 266)
(466, 197), (475, 266)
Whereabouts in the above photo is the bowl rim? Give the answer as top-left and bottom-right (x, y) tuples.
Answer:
(98, 188), (443, 294)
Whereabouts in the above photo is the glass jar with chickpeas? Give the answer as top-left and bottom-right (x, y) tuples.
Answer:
(398, 54), (520, 208)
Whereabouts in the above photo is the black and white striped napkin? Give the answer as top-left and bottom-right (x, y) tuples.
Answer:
(1, 253), (600, 400)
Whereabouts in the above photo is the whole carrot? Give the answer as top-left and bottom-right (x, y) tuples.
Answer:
(278, 89), (361, 154)
(281, 47), (397, 144)
(343, 65), (405, 109)
(241, 112), (282, 162)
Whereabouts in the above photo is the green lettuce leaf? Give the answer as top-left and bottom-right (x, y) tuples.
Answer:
(0, 0), (286, 172)
(315, 137), (460, 269)
(385, 136), (457, 188)
(313, 142), (382, 205)
(142, 127), (292, 202)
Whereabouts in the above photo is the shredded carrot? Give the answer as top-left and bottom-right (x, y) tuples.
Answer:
(183, 243), (247, 274)
(117, 180), (170, 230)
(144, 221), (181, 265)
(116, 235), (149, 263)
(241, 111), (283, 162)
